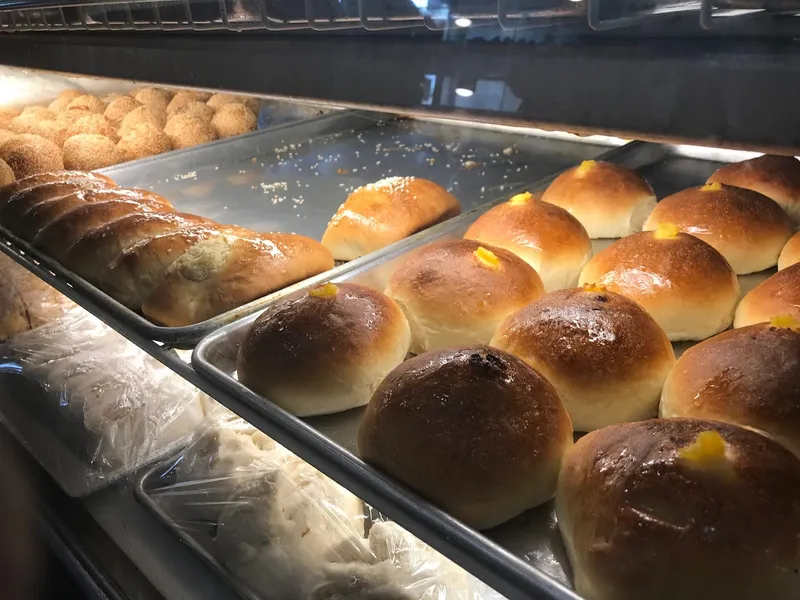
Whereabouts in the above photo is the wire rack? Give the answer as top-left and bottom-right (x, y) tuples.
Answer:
(0, 0), (797, 33)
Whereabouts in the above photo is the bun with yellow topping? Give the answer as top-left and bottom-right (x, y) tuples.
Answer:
(541, 160), (656, 239)
(734, 262), (800, 328)
(237, 282), (411, 416)
(385, 239), (544, 353)
(578, 228), (739, 341)
(556, 418), (800, 600)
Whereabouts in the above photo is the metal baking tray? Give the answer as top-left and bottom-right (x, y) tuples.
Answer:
(192, 140), (777, 600)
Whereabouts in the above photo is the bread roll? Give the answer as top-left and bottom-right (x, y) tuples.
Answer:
(237, 283), (411, 416)
(463, 192), (592, 291)
(0, 179), (113, 228)
(48, 90), (84, 114)
(104, 96), (142, 124)
(131, 87), (171, 117)
(211, 103), (257, 138)
(734, 263), (800, 327)
(164, 113), (217, 149)
(707, 154), (800, 225)
(166, 90), (212, 115)
(62, 134), (125, 171)
(492, 285), (675, 431)
(778, 230), (800, 270)
(207, 93), (260, 114)
(358, 345), (573, 530)
(0, 159), (13, 187)
(118, 107), (166, 137)
(0, 134), (64, 179)
(142, 232), (334, 326)
(541, 160), (656, 238)
(0, 109), (20, 129)
(170, 100), (215, 122)
(33, 189), (175, 258)
(0, 170), (116, 208)
(660, 319), (800, 457)
(64, 212), (208, 282)
(556, 419), (800, 600)
(321, 177), (461, 260)
(66, 95), (105, 114)
(643, 182), (793, 274)
(65, 114), (118, 141)
(117, 122), (171, 161)
(385, 239), (545, 353)
(579, 227), (740, 341)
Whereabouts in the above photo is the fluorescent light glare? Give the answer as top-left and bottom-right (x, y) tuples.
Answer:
(455, 87), (474, 98)
(454, 17), (472, 27)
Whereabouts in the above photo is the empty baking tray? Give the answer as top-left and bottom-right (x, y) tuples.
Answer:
(192, 140), (777, 600)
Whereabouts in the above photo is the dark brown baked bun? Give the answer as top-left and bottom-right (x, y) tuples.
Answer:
(660, 319), (800, 458)
(556, 418), (800, 600)
(492, 285), (675, 431)
(707, 154), (800, 225)
(463, 192), (592, 291)
(238, 282), (411, 417)
(734, 262), (800, 328)
(358, 345), (573, 530)
(540, 160), (656, 239)
(385, 239), (545, 354)
(579, 227), (740, 341)
(643, 182), (793, 274)
(779, 230), (800, 270)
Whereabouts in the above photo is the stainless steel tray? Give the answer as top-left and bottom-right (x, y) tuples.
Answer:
(192, 140), (777, 600)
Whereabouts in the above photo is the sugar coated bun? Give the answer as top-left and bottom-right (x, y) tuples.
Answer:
(171, 100), (215, 121)
(541, 160), (656, 239)
(63, 134), (124, 170)
(778, 231), (800, 270)
(707, 154), (800, 224)
(66, 114), (118, 141)
(164, 113), (217, 149)
(14, 106), (56, 125)
(211, 102), (257, 138)
(492, 286), (674, 431)
(167, 90), (212, 115)
(132, 87), (171, 116)
(66, 95), (105, 114)
(660, 319), (800, 458)
(238, 282), (412, 417)
(48, 90), (83, 113)
(0, 110), (20, 129)
(10, 120), (68, 147)
(0, 159), (13, 187)
(644, 182), (793, 274)
(359, 345), (573, 530)
(0, 129), (15, 147)
(734, 263), (800, 327)
(104, 96), (142, 124)
(0, 134), (64, 179)
(557, 418), (800, 600)
(119, 106), (166, 136)
(464, 192), (592, 291)
(322, 176), (461, 260)
(207, 93), (260, 114)
(385, 239), (545, 353)
(579, 229), (739, 341)
(117, 123), (172, 161)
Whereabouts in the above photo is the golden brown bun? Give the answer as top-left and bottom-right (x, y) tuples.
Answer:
(0, 129), (15, 147)
(0, 109), (20, 129)
(63, 212), (208, 283)
(11, 107), (56, 129)
(541, 160), (656, 239)
(131, 87), (171, 118)
(0, 170), (116, 208)
(0, 179), (113, 228)
(11, 120), (69, 147)
(62, 134), (125, 171)
(211, 103), (257, 138)
(48, 90), (84, 113)
(707, 154), (800, 225)
(643, 183), (793, 274)
(207, 93), (260, 114)
(104, 96), (142, 124)
(579, 230), (740, 341)
(118, 106), (166, 137)
(0, 134), (64, 179)
(65, 95), (105, 115)
(166, 90), (213, 115)
(238, 283), (412, 417)
(65, 114), (118, 141)
(117, 123), (172, 161)
(386, 239), (545, 353)
(464, 194), (592, 291)
(556, 418), (800, 600)
(164, 114), (217, 149)
(170, 100), (215, 121)
(142, 231), (334, 326)
(322, 177), (461, 260)
(358, 345), (573, 530)
(660, 322), (800, 457)
(734, 263), (800, 327)
(492, 287), (675, 431)
(0, 159), (13, 187)
(778, 230), (800, 270)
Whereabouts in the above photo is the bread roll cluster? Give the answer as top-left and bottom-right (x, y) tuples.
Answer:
(0, 170), (333, 326)
(0, 87), (261, 176)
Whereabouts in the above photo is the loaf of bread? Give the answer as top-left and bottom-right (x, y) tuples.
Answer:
(734, 263), (800, 327)
(321, 177), (461, 260)
(778, 231), (800, 270)
(0, 170), (114, 208)
(0, 178), (115, 227)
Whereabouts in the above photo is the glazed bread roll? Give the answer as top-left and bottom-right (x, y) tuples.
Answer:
(463, 192), (592, 291)
(358, 345), (573, 530)
(557, 419), (800, 600)
(540, 160), (656, 239)
(734, 263), (800, 327)
(579, 227), (740, 341)
(660, 318), (800, 457)
(492, 285), (675, 431)
(643, 182), (793, 274)
(14, 191), (93, 242)
(385, 239), (545, 354)
(0, 178), (114, 227)
(0, 170), (115, 208)
(141, 232), (334, 326)
(237, 282), (411, 417)
(778, 231), (800, 270)
(707, 154), (800, 224)
(321, 176), (461, 260)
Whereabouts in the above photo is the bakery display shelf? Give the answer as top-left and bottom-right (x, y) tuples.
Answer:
(192, 139), (777, 600)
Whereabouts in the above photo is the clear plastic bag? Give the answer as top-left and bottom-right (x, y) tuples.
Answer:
(143, 416), (506, 600)
(0, 306), (213, 495)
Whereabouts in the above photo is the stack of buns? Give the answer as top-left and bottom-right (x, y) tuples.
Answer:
(0, 170), (333, 326)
